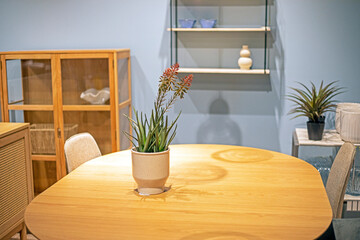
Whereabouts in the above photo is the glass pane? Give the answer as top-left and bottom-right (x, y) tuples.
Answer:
(6, 59), (52, 105)
(61, 59), (109, 105)
(9, 110), (57, 156)
(33, 161), (57, 196)
(117, 58), (129, 103)
(63, 111), (111, 154)
(119, 105), (131, 150)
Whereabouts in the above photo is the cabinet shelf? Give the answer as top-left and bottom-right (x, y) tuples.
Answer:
(168, 27), (270, 32)
(8, 105), (54, 111)
(62, 105), (111, 111)
(32, 155), (57, 161)
(178, 68), (270, 75)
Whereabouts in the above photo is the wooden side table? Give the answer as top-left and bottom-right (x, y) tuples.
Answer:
(291, 128), (360, 158)
(292, 128), (360, 211)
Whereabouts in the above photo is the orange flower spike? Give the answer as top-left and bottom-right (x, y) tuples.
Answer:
(183, 74), (193, 87)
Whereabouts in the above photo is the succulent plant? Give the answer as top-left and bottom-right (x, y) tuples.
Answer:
(288, 80), (343, 123)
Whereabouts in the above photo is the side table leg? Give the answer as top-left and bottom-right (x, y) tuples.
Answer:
(292, 133), (299, 158)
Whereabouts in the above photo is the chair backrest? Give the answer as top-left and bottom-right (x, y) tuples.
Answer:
(326, 142), (356, 218)
(64, 132), (102, 173)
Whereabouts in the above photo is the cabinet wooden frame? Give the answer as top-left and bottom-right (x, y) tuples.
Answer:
(0, 55), (6, 120)
(0, 49), (132, 186)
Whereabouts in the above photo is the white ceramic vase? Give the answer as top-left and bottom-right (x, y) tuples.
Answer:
(131, 148), (170, 195)
(335, 103), (360, 133)
(238, 45), (253, 70)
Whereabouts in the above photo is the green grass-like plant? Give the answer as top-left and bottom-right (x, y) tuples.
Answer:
(124, 64), (193, 152)
(288, 80), (343, 123)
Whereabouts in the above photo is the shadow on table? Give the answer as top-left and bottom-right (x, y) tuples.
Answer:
(211, 148), (273, 163)
(169, 163), (228, 185)
(179, 231), (263, 240)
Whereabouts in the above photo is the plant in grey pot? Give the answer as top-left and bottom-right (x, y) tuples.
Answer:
(124, 63), (193, 195)
(288, 81), (343, 140)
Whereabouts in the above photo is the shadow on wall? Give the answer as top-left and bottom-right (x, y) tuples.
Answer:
(130, 57), (156, 115)
(197, 93), (241, 145)
(270, 0), (285, 114)
(160, 1), (171, 69)
(270, 0), (286, 150)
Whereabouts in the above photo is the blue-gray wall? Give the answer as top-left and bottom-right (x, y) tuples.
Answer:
(0, 0), (359, 155)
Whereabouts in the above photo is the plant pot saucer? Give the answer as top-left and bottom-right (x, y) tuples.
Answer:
(134, 186), (171, 196)
(136, 187), (164, 196)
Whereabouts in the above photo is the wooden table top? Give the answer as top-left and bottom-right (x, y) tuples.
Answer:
(25, 144), (332, 240)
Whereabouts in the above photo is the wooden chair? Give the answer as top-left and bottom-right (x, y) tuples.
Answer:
(326, 142), (356, 218)
(64, 133), (102, 173)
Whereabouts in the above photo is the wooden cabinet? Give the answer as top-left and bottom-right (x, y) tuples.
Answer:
(169, 0), (270, 75)
(0, 123), (33, 239)
(0, 49), (132, 194)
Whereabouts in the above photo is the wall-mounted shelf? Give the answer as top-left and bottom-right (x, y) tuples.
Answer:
(170, 0), (270, 75)
(179, 68), (270, 74)
(168, 27), (270, 32)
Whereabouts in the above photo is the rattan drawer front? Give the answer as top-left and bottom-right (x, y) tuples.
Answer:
(0, 138), (28, 226)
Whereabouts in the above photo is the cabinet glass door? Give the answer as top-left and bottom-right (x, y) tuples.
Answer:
(61, 58), (112, 154)
(63, 111), (112, 154)
(6, 59), (53, 105)
(61, 58), (109, 105)
(117, 57), (131, 150)
(5, 58), (57, 195)
(9, 110), (57, 195)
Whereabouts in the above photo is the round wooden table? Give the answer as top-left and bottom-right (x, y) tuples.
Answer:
(25, 144), (332, 239)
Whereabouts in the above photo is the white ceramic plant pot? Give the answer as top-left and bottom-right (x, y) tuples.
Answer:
(131, 148), (169, 195)
(340, 109), (360, 143)
(238, 45), (253, 70)
(335, 103), (360, 133)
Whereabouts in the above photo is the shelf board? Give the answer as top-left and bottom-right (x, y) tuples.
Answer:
(7, 104), (112, 111)
(167, 27), (270, 32)
(62, 105), (111, 111)
(32, 155), (56, 162)
(8, 105), (54, 111)
(118, 99), (131, 109)
(178, 68), (270, 74)
(345, 194), (360, 201)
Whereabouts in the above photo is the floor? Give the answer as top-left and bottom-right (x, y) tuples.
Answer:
(10, 233), (37, 240)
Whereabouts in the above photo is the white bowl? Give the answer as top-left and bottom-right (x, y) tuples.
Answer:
(335, 102), (360, 133)
(80, 87), (110, 105)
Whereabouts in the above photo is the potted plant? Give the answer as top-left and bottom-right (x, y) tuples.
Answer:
(124, 63), (193, 195)
(288, 80), (343, 140)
